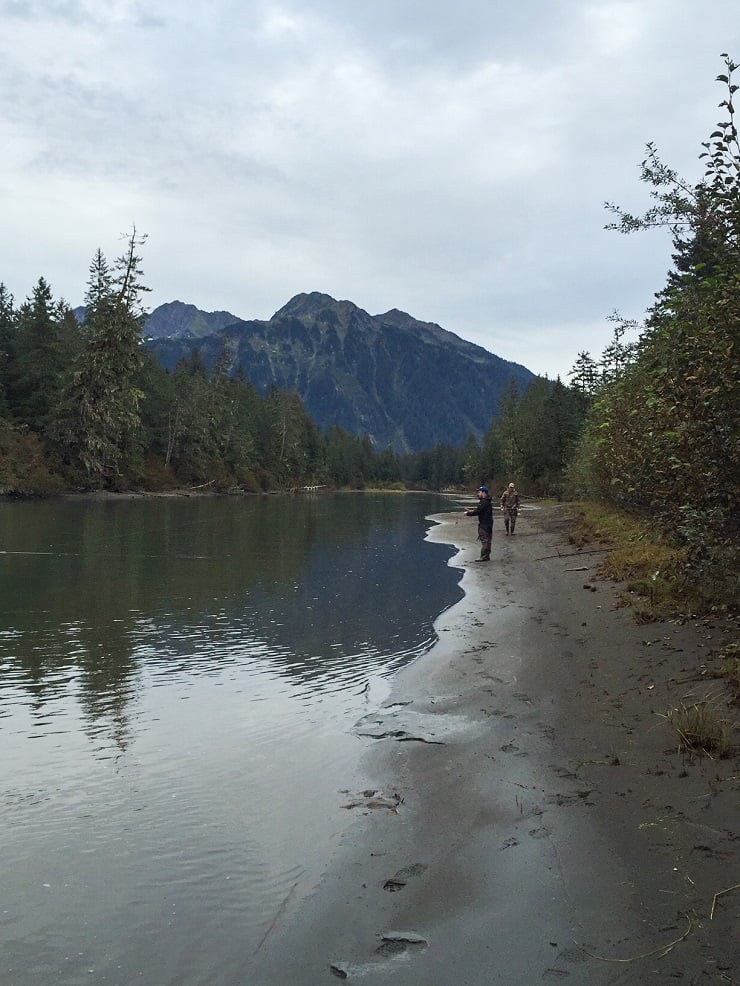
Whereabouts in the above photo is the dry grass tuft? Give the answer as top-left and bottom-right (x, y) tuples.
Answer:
(708, 644), (740, 700)
(719, 657), (740, 690)
(664, 691), (735, 758)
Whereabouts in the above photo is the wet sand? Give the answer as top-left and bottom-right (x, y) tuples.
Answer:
(250, 504), (739, 985)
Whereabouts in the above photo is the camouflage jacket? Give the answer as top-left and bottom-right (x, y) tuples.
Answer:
(500, 491), (520, 513)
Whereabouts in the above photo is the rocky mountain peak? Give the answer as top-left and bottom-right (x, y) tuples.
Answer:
(273, 291), (361, 325)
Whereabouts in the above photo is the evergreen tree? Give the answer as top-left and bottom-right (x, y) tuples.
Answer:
(546, 377), (589, 466)
(0, 283), (16, 417)
(262, 387), (324, 485)
(217, 376), (259, 483)
(57, 229), (150, 482)
(208, 337), (258, 476)
(165, 351), (214, 479)
(461, 432), (483, 487)
(10, 277), (79, 433)
(599, 314), (639, 386)
(135, 350), (173, 455)
(568, 351), (599, 399)
(374, 446), (401, 484)
(491, 378), (524, 481)
(85, 248), (113, 311)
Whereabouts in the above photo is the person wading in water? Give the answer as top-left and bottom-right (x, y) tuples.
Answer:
(464, 486), (493, 561)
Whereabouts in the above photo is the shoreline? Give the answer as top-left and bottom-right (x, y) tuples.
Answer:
(251, 504), (738, 985)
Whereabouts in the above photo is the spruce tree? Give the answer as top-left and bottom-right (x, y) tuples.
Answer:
(0, 284), (16, 417)
(59, 229), (150, 482)
(10, 277), (78, 433)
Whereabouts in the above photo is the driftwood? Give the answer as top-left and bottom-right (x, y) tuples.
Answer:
(535, 548), (607, 561)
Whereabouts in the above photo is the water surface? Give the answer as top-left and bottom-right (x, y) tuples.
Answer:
(0, 492), (461, 985)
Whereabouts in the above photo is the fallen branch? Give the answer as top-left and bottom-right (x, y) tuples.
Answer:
(710, 883), (740, 920)
(535, 549), (607, 561)
(574, 912), (693, 963)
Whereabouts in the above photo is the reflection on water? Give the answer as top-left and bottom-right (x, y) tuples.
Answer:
(0, 493), (461, 985)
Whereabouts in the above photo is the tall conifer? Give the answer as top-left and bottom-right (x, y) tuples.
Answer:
(60, 228), (149, 482)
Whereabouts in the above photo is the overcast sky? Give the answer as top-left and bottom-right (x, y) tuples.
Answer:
(1, 1), (737, 380)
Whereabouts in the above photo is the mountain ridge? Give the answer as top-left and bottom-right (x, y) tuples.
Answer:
(143, 292), (538, 452)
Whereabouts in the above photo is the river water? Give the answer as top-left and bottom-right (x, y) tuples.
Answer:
(0, 492), (462, 985)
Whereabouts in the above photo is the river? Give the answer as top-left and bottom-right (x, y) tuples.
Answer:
(0, 492), (462, 985)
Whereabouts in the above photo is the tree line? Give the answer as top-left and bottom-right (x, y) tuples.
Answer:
(566, 56), (740, 601)
(0, 229), (587, 496)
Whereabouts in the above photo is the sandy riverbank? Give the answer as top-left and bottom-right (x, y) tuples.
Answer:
(250, 504), (738, 985)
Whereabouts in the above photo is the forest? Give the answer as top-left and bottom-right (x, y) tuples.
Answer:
(1, 59), (737, 604)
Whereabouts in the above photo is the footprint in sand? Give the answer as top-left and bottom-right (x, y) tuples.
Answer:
(383, 862), (427, 892)
(376, 931), (428, 956)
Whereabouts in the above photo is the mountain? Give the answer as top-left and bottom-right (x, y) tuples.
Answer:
(143, 292), (538, 453)
(141, 300), (241, 340)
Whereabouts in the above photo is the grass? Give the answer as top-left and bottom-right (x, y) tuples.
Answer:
(708, 643), (740, 702)
(566, 501), (687, 621)
(663, 691), (735, 758)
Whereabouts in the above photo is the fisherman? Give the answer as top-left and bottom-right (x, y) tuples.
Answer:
(500, 482), (520, 535)
(464, 485), (493, 561)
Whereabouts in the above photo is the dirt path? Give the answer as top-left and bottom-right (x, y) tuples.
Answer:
(250, 504), (739, 985)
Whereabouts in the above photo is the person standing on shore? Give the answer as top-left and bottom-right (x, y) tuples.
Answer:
(464, 485), (493, 561)
(500, 482), (520, 535)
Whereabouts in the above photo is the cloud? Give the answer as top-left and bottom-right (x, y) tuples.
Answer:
(0, 0), (737, 380)
(1, 0), (163, 27)
(581, 1), (649, 56)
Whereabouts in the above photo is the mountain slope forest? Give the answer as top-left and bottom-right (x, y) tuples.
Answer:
(0, 59), (737, 605)
(142, 293), (537, 453)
